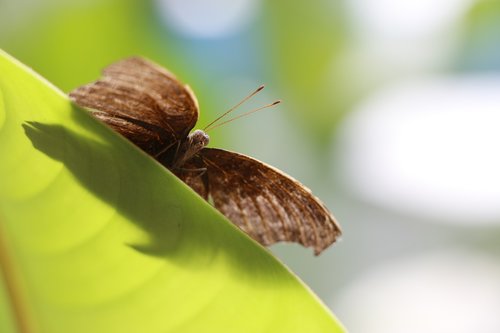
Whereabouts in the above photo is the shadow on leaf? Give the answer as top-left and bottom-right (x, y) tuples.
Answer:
(22, 107), (280, 279)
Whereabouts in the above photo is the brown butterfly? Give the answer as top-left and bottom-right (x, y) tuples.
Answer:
(69, 57), (341, 255)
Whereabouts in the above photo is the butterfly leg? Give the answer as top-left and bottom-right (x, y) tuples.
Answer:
(180, 153), (208, 177)
(154, 140), (178, 159)
(177, 167), (207, 178)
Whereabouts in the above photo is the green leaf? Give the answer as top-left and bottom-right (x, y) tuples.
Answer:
(0, 50), (344, 332)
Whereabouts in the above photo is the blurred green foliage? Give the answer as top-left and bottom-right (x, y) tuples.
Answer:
(1, 0), (178, 91)
(0, 0), (357, 146)
(456, 0), (500, 70)
(0, 0), (497, 146)
(262, 0), (351, 142)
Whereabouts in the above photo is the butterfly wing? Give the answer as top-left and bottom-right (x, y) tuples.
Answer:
(69, 57), (199, 157)
(177, 148), (341, 255)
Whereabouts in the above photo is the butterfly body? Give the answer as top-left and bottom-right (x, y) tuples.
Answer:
(70, 57), (341, 255)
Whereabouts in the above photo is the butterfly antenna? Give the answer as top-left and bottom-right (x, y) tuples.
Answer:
(203, 85), (265, 131)
(205, 100), (281, 132)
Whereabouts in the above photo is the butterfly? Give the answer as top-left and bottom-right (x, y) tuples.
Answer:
(69, 57), (341, 255)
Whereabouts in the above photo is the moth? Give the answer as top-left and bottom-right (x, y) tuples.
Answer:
(69, 57), (341, 255)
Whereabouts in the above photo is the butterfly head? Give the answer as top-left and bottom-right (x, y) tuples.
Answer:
(173, 129), (210, 169)
(189, 129), (210, 149)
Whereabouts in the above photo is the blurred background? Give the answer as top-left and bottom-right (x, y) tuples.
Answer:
(2, 0), (500, 331)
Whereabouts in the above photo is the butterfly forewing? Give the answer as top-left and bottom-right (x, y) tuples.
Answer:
(177, 148), (341, 255)
(69, 57), (199, 157)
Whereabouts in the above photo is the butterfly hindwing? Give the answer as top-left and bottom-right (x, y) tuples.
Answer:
(177, 148), (341, 255)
